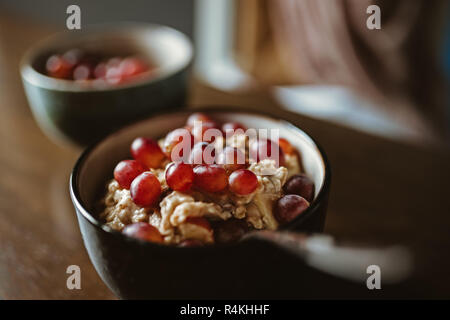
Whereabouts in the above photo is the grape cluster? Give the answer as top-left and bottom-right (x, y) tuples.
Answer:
(109, 113), (315, 245)
(45, 49), (151, 84)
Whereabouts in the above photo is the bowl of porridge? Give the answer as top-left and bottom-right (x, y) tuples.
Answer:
(70, 109), (331, 299)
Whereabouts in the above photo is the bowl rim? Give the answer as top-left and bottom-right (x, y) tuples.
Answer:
(20, 22), (193, 92)
(69, 107), (331, 252)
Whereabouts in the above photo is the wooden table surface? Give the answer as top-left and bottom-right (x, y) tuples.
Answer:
(1, 13), (449, 299)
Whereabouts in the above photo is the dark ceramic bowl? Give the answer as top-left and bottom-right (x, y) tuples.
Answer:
(20, 23), (193, 147)
(70, 110), (331, 299)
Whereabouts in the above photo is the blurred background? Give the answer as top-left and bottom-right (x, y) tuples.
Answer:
(2, 0), (449, 144)
(0, 0), (450, 299)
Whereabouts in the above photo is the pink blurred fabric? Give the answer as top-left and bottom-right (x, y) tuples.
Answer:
(268, 0), (448, 138)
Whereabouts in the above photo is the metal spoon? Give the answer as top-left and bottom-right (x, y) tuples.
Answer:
(245, 230), (413, 284)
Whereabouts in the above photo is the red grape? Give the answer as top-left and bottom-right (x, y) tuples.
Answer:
(183, 125), (193, 133)
(45, 51), (150, 84)
(130, 172), (161, 207)
(94, 62), (107, 78)
(274, 194), (310, 224)
(131, 137), (166, 169)
(186, 113), (212, 127)
(118, 57), (149, 79)
(189, 142), (216, 165)
(122, 222), (163, 243)
(192, 121), (222, 143)
(163, 128), (194, 162)
(73, 64), (92, 81)
(228, 169), (258, 195)
(193, 165), (228, 193)
(283, 174), (315, 202)
(222, 122), (246, 135)
(216, 147), (246, 172)
(278, 138), (295, 156)
(62, 49), (83, 66)
(113, 160), (147, 189)
(105, 66), (122, 84)
(249, 139), (286, 167)
(106, 57), (122, 68)
(46, 55), (73, 79)
(178, 239), (204, 247)
(165, 162), (194, 192)
(100, 58), (122, 83)
(214, 219), (249, 244)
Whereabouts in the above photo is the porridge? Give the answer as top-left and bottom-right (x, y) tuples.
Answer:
(100, 113), (315, 246)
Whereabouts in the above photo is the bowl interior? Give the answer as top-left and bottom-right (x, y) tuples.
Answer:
(74, 111), (327, 224)
(23, 23), (193, 91)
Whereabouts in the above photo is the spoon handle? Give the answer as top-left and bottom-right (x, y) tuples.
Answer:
(247, 230), (413, 284)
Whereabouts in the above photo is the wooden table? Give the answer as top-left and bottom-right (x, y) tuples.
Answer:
(1, 13), (449, 299)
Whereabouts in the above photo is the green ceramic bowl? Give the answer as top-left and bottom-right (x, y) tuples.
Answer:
(20, 23), (193, 147)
